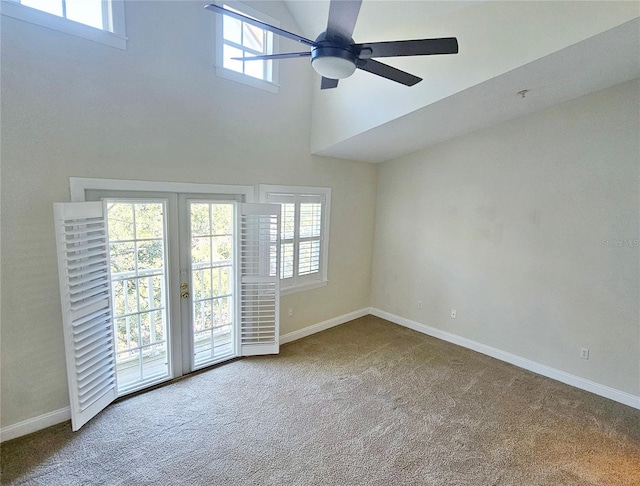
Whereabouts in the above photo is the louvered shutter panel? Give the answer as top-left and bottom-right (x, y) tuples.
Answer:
(237, 203), (280, 356)
(54, 202), (117, 431)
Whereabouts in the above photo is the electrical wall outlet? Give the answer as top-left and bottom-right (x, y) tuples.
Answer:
(288, 308), (294, 317)
(417, 300), (423, 309)
(451, 309), (457, 319)
(580, 348), (589, 360)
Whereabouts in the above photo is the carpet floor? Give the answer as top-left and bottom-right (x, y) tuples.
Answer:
(1, 316), (639, 485)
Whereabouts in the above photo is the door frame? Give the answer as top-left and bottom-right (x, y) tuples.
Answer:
(70, 178), (254, 204)
(72, 178), (254, 392)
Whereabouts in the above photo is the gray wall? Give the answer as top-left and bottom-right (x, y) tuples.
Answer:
(0, 1), (377, 429)
(372, 80), (640, 396)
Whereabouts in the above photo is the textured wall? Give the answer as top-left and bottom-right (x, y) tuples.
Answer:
(372, 80), (640, 396)
(0, 1), (377, 428)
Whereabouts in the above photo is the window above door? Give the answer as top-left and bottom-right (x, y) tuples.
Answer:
(213, 1), (280, 93)
(1, 0), (127, 49)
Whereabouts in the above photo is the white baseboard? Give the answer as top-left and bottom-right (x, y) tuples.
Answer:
(1, 407), (71, 443)
(5, 307), (635, 443)
(370, 307), (640, 410)
(280, 308), (370, 345)
(0, 308), (369, 442)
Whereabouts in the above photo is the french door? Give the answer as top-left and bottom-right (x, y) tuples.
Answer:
(54, 193), (280, 430)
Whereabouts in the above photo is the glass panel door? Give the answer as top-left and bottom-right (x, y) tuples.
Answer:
(95, 191), (243, 397)
(105, 199), (170, 394)
(189, 201), (236, 369)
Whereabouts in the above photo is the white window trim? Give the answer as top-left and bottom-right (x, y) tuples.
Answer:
(259, 184), (331, 295)
(1, 0), (127, 50)
(213, 1), (280, 94)
(70, 177), (254, 203)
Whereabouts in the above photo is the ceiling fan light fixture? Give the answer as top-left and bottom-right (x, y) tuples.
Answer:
(312, 55), (357, 79)
(205, 2), (459, 90)
(311, 45), (359, 80)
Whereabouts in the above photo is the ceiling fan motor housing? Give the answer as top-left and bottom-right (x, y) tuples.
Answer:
(311, 32), (359, 79)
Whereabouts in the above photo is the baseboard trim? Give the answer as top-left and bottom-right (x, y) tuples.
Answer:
(0, 308), (369, 443)
(280, 308), (370, 345)
(5, 307), (635, 443)
(1, 407), (71, 443)
(370, 307), (640, 410)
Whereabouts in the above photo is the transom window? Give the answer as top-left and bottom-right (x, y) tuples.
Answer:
(20, 0), (106, 30)
(214, 2), (279, 93)
(1, 0), (127, 49)
(260, 185), (331, 294)
(222, 5), (272, 81)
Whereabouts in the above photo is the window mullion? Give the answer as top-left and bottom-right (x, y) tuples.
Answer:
(61, 0), (67, 18)
(293, 196), (301, 283)
(216, 5), (276, 88)
(101, 0), (110, 31)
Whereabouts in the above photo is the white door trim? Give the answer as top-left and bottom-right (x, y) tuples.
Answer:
(70, 177), (254, 203)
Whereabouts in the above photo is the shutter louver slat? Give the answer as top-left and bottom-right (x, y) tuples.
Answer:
(76, 338), (109, 373)
(68, 282), (110, 304)
(71, 307), (110, 327)
(65, 252), (108, 271)
(73, 309), (111, 336)
(65, 235), (109, 247)
(77, 375), (116, 407)
(69, 292), (111, 313)
(55, 202), (117, 431)
(78, 354), (111, 384)
(238, 204), (280, 356)
(69, 267), (110, 288)
(67, 261), (108, 277)
(74, 328), (112, 358)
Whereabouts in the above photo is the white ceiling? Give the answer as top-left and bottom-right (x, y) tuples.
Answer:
(282, 2), (640, 163)
(285, 1), (479, 41)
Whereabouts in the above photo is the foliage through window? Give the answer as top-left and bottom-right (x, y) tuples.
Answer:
(106, 200), (170, 393)
(261, 185), (331, 294)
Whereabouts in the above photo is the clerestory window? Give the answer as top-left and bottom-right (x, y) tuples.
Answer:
(214, 2), (279, 93)
(1, 0), (127, 49)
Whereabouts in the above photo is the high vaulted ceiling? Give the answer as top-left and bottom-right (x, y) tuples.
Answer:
(282, 1), (640, 163)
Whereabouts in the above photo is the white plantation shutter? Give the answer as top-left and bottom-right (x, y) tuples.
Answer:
(237, 203), (280, 356)
(297, 195), (323, 277)
(261, 187), (330, 292)
(54, 202), (117, 431)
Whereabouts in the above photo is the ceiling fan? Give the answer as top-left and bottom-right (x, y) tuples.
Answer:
(204, 0), (458, 89)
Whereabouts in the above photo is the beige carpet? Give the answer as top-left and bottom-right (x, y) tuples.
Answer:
(2, 316), (639, 485)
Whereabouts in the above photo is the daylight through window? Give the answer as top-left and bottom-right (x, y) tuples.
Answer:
(18, 0), (108, 30)
(2, 0), (126, 49)
(221, 4), (273, 81)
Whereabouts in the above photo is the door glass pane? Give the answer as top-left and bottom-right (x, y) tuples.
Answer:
(190, 202), (234, 368)
(106, 200), (170, 394)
